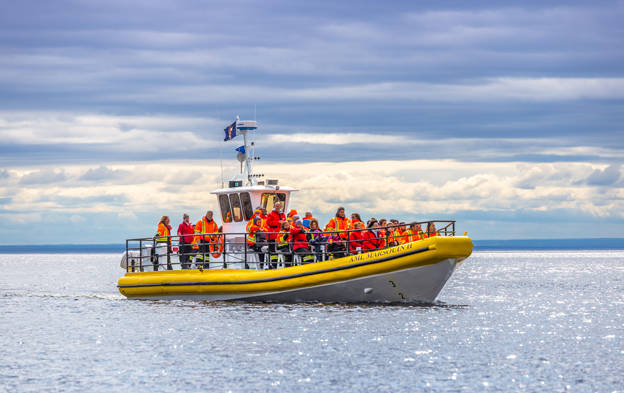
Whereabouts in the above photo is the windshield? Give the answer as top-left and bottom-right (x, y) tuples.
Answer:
(261, 193), (286, 212)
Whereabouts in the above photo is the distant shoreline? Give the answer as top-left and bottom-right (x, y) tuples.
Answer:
(0, 238), (622, 254)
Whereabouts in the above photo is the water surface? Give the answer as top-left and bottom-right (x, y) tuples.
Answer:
(1, 251), (623, 392)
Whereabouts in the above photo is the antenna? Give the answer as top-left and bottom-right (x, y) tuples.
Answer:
(217, 105), (224, 188)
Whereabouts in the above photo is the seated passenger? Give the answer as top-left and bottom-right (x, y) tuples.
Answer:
(397, 222), (409, 245)
(275, 221), (293, 266)
(362, 221), (386, 251)
(348, 221), (366, 254)
(426, 222), (439, 237)
(326, 231), (346, 259)
(247, 216), (266, 267)
(308, 219), (325, 261)
(408, 223), (424, 242)
(350, 213), (364, 228)
(290, 220), (314, 264)
(378, 218), (388, 238)
(386, 221), (399, 247)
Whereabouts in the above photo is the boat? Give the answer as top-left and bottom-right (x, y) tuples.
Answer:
(117, 117), (473, 303)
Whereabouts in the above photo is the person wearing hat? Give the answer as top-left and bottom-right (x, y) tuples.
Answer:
(177, 213), (194, 269)
(290, 219), (314, 264)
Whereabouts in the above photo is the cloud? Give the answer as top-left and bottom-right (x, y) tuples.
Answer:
(0, 169), (8, 179)
(19, 169), (67, 185)
(586, 164), (622, 186)
(79, 166), (129, 181)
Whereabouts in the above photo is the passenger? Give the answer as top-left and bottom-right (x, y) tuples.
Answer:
(246, 209), (259, 232)
(349, 221), (366, 254)
(325, 206), (352, 239)
(192, 211), (219, 269)
(302, 211), (315, 229)
(350, 213), (365, 229)
(397, 222), (409, 245)
(266, 201), (286, 261)
(426, 222), (439, 237)
(275, 221), (293, 266)
(154, 215), (173, 271)
(408, 223), (424, 242)
(177, 213), (194, 269)
(326, 231), (346, 259)
(386, 220), (399, 247)
(308, 219), (325, 261)
(362, 221), (386, 251)
(378, 218), (388, 237)
(290, 220), (314, 264)
(287, 209), (298, 221)
(247, 216), (266, 267)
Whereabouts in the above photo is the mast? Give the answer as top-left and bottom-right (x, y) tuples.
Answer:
(233, 116), (258, 186)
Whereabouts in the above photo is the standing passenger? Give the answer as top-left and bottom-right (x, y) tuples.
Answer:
(192, 211), (219, 269)
(154, 215), (173, 271)
(302, 212), (315, 229)
(325, 207), (352, 239)
(177, 213), (194, 269)
(266, 201), (286, 261)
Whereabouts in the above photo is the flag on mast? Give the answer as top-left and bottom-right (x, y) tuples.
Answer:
(235, 145), (245, 154)
(224, 121), (237, 141)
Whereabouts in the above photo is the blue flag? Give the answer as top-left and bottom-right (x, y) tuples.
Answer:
(224, 121), (237, 141)
(235, 145), (246, 154)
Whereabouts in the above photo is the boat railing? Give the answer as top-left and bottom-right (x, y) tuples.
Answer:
(122, 220), (456, 272)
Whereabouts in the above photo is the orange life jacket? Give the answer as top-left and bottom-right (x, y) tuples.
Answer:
(156, 222), (170, 243)
(397, 229), (409, 245)
(325, 216), (352, 238)
(193, 217), (219, 245)
(247, 224), (261, 245)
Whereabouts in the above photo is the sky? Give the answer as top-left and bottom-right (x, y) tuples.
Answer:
(0, 0), (623, 243)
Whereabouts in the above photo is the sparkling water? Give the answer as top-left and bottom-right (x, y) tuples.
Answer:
(1, 251), (623, 392)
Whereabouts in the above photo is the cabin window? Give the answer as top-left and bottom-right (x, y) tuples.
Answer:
(261, 193), (286, 212)
(240, 192), (253, 220)
(219, 194), (232, 223)
(229, 193), (243, 222)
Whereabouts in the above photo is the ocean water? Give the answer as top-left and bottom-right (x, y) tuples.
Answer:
(1, 251), (623, 392)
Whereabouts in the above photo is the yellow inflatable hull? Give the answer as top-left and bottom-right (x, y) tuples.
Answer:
(117, 236), (473, 303)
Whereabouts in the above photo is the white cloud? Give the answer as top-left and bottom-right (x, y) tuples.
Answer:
(0, 112), (221, 148)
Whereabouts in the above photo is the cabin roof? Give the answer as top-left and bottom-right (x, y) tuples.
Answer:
(210, 185), (298, 194)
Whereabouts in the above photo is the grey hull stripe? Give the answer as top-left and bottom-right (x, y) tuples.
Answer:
(118, 246), (431, 289)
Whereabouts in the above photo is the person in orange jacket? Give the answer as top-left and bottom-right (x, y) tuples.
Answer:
(246, 209), (266, 233)
(408, 223), (425, 242)
(192, 210), (219, 269)
(396, 222), (410, 245)
(302, 212), (315, 229)
(325, 207), (352, 239)
(426, 222), (440, 238)
(154, 215), (173, 271)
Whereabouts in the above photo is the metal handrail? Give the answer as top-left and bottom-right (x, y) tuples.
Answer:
(123, 220), (456, 272)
